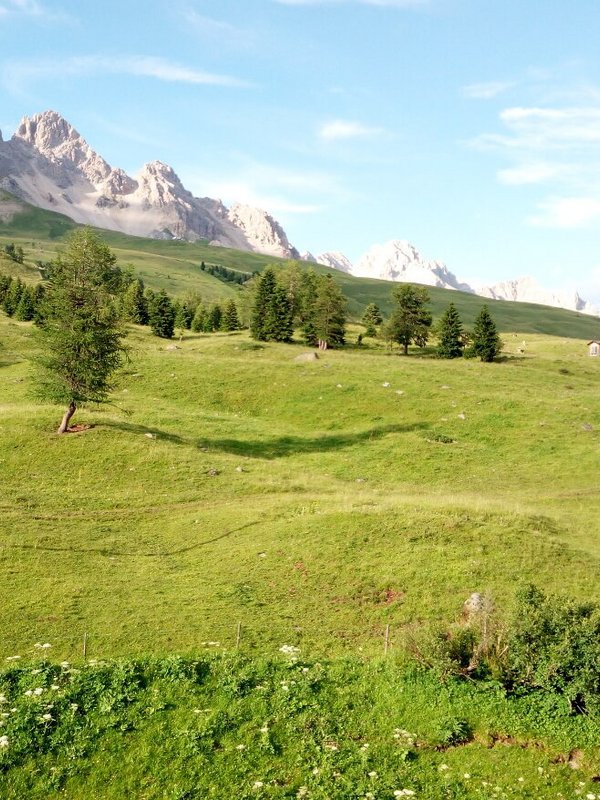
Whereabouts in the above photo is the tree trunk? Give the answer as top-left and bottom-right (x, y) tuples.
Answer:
(403, 342), (408, 355)
(57, 402), (76, 434)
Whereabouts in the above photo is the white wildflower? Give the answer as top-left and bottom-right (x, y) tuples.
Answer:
(236, 744), (246, 750)
(463, 773), (471, 779)
(259, 725), (269, 734)
(5, 656), (20, 661)
(439, 764), (449, 771)
(586, 794), (597, 800)
(0, 735), (8, 748)
(253, 781), (264, 789)
(33, 687), (44, 696)
(40, 713), (52, 722)
(279, 645), (300, 656)
(0, 696), (6, 704)
(70, 704), (78, 712)
(24, 690), (33, 697)
(368, 771), (378, 778)
(51, 684), (60, 691)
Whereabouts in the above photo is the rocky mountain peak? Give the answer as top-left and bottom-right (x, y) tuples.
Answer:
(15, 110), (79, 150)
(14, 109), (112, 185)
(228, 203), (298, 258)
(135, 161), (193, 207)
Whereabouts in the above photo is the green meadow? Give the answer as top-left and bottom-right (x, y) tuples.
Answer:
(1, 200), (600, 796)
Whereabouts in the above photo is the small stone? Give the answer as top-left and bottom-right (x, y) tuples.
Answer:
(235, 466), (245, 473)
(458, 412), (466, 420)
(165, 345), (180, 351)
(382, 381), (390, 387)
(336, 384), (343, 388)
(207, 468), (220, 477)
(355, 478), (366, 483)
(396, 390), (404, 395)
(144, 433), (155, 439)
(582, 423), (593, 431)
(294, 352), (319, 362)
(440, 385), (450, 389)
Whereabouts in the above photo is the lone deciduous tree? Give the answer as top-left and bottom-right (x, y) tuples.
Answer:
(36, 229), (128, 434)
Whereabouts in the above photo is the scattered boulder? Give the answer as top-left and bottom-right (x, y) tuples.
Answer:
(165, 344), (180, 351)
(382, 381), (390, 388)
(463, 592), (486, 619)
(207, 468), (220, 477)
(294, 352), (319, 362)
(457, 412), (466, 420)
(144, 433), (155, 439)
(582, 423), (594, 431)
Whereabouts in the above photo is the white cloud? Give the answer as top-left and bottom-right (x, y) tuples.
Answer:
(0, 0), (72, 22)
(182, 9), (253, 48)
(274, 0), (427, 6)
(529, 196), (600, 229)
(186, 160), (342, 218)
(319, 119), (384, 141)
(497, 163), (566, 186)
(3, 55), (253, 94)
(462, 81), (513, 100)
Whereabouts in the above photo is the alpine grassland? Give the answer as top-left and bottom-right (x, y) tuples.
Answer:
(1, 212), (600, 796)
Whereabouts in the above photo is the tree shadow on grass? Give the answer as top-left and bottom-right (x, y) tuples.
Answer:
(101, 420), (430, 459)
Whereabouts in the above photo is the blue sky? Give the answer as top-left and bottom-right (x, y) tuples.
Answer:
(2, 0), (600, 301)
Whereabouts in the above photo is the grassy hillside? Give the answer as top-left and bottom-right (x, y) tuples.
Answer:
(1, 191), (599, 338)
(2, 317), (600, 660)
(2, 196), (600, 796)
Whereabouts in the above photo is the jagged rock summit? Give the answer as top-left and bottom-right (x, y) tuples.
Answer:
(352, 240), (472, 292)
(476, 276), (598, 316)
(0, 110), (298, 258)
(316, 242), (598, 316)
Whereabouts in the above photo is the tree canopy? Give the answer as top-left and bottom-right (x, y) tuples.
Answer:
(35, 228), (128, 433)
(385, 284), (432, 354)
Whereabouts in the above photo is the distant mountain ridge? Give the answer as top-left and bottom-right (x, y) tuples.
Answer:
(0, 110), (596, 316)
(317, 242), (598, 317)
(0, 110), (299, 259)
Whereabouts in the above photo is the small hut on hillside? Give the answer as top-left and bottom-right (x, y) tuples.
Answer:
(588, 340), (600, 356)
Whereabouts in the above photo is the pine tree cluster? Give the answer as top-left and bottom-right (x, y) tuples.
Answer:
(199, 261), (253, 286)
(249, 267), (347, 347)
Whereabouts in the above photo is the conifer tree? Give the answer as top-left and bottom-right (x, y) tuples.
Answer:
(208, 303), (223, 332)
(0, 274), (11, 305)
(35, 228), (128, 433)
(469, 305), (502, 362)
(436, 302), (464, 358)
(313, 274), (347, 348)
(385, 284), (432, 354)
(300, 269), (319, 346)
(3, 277), (24, 316)
(149, 290), (175, 339)
(361, 302), (383, 337)
(15, 286), (36, 321)
(222, 298), (241, 331)
(250, 268), (277, 341)
(271, 284), (294, 342)
(191, 303), (208, 333)
(123, 279), (148, 325)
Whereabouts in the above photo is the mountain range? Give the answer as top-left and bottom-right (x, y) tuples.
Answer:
(0, 110), (596, 316)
